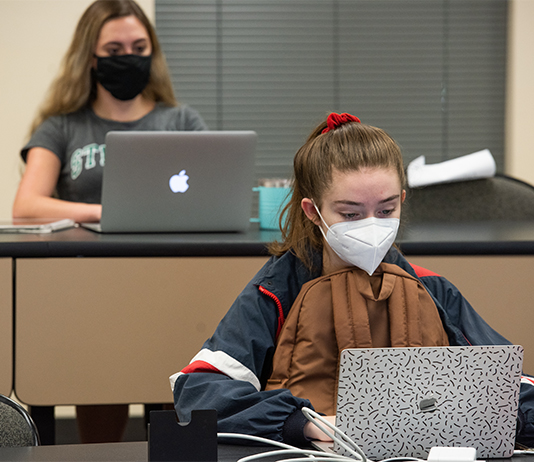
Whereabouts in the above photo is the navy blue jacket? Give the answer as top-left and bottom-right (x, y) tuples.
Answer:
(172, 247), (534, 447)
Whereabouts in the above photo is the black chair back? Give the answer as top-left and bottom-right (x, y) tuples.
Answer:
(403, 175), (534, 223)
(0, 395), (40, 447)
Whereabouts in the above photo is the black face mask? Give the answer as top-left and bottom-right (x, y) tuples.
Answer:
(94, 54), (152, 101)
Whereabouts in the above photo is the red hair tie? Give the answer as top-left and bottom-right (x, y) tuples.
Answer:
(321, 112), (361, 134)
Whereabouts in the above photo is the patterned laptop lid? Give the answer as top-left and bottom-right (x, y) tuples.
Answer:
(334, 345), (523, 459)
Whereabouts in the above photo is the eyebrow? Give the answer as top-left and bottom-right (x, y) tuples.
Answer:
(333, 194), (401, 206)
(103, 38), (148, 47)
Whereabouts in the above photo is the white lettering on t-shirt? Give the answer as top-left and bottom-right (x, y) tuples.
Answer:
(70, 143), (106, 180)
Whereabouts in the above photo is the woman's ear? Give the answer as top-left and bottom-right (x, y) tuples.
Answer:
(401, 189), (406, 203)
(301, 198), (321, 226)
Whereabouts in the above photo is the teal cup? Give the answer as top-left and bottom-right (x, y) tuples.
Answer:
(250, 186), (291, 230)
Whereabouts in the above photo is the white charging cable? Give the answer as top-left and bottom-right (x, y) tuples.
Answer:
(218, 406), (435, 462)
(217, 431), (357, 462)
(301, 407), (368, 461)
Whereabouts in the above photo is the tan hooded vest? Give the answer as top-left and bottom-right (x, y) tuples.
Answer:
(265, 262), (449, 415)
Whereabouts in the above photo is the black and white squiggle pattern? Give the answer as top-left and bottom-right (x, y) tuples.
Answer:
(335, 345), (523, 459)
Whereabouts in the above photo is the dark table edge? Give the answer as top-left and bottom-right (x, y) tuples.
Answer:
(1, 223), (534, 258)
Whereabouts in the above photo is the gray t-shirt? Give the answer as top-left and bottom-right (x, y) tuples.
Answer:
(21, 104), (207, 204)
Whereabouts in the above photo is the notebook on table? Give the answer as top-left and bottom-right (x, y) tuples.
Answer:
(82, 130), (257, 233)
(314, 345), (523, 459)
(0, 218), (75, 233)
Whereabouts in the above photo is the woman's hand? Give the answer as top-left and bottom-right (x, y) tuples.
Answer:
(303, 415), (336, 442)
(13, 147), (102, 222)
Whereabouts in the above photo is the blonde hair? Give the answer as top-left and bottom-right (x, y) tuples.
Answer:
(30, 0), (176, 134)
(269, 116), (406, 270)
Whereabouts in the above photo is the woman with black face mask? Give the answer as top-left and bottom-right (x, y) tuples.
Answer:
(11, 0), (207, 444)
(13, 0), (207, 223)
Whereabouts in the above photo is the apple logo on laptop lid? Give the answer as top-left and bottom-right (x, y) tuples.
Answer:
(169, 170), (189, 193)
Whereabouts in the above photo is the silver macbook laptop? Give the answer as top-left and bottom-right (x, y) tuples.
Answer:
(314, 345), (523, 459)
(83, 130), (257, 233)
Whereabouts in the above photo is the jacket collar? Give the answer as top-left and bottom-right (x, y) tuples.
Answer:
(253, 249), (322, 317)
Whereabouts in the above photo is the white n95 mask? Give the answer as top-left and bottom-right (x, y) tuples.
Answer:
(314, 205), (400, 276)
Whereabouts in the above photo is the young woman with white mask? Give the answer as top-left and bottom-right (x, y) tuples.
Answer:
(304, 167), (403, 276)
(172, 113), (534, 448)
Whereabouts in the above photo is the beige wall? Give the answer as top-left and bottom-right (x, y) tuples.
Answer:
(506, 0), (534, 184)
(0, 0), (154, 220)
(0, 0), (533, 220)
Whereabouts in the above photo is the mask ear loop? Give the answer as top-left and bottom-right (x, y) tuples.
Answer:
(310, 199), (331, 240)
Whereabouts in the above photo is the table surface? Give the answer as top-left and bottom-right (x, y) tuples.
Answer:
(4, 219), (534, 404)
(0, 441), (517, 462)
(0, 442), (310, 462)
(1, 220), (534, 258)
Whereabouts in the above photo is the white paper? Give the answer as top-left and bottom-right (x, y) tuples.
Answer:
(407, 149), (496, 188)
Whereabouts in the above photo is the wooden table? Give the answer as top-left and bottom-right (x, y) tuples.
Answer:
(0, 221), (533, 437)
(0, 258), (12, 397)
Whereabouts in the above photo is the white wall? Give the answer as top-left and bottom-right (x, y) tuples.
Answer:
(0, 0), (154, 220)
(506, 0), (534, 185)
(0, 0), (532, 220)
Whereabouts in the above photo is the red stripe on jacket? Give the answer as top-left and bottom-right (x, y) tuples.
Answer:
(259, 285), (285, 339)
(181, 360), (224, 375)
(409, 263), (441, 278)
